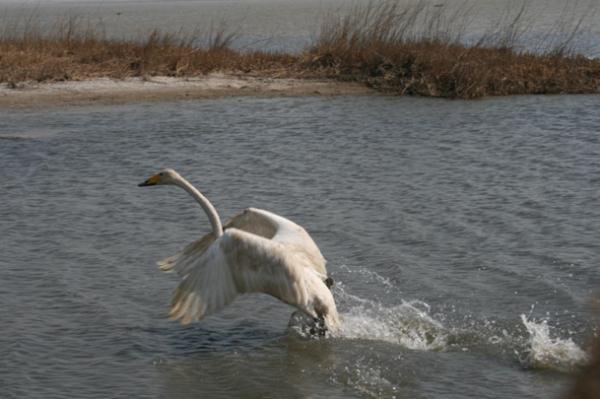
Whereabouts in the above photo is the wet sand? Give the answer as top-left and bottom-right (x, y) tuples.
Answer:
(0, 74), (374, 108)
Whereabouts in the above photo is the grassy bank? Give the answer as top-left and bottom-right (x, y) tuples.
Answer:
(0, 2), (598, 99)
(0, 18), (299, 84)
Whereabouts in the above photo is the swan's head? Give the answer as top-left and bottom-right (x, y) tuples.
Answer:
(138, 168), (182, 187)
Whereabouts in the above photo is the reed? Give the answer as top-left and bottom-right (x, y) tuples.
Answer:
(305, 0), (600, 97)
(0, 1), (598, 98)
(0, 16), (298, 85)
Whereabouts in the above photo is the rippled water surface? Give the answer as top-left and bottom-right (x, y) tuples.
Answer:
(1, 94), (599, 398)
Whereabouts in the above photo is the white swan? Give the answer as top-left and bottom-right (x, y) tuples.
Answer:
(139, 169), (340, 334)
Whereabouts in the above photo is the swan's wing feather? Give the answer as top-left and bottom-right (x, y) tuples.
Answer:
(159, 208), (326, 278)
(168, 238), (237, 324)
(220, 229), (341, 331)
(158, 208), (278, 275)
(220, 229), (308, 300)
(222, 208), (279, 238)
(226, 208), (328, 277)
(168, 228), (325, 325)
(158, 232), (216, 275)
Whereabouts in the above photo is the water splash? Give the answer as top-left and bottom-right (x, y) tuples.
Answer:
(519, 314), (588, 372)
(334, 282), (448, 351)
(327, 264), (591, 372)
(337, 263), (396, 292)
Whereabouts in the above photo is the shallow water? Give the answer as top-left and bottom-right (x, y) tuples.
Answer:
(1, 94), (599, 398)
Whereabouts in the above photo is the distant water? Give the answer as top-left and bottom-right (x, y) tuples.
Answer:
(1, 94), (599, 398)
(0, 0), (599, 55)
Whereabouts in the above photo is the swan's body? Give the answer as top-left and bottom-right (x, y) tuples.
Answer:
(139, 169), (340, 334)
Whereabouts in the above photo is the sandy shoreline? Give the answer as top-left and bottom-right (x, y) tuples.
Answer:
(0, 74), (374, 108)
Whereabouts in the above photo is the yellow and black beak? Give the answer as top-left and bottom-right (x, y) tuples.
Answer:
(138, 174), (160, 187)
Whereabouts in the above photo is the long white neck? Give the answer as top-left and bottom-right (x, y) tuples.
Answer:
(174, 177), (223, 238)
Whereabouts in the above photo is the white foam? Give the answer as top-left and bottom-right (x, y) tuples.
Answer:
(328, 266), (591, 369)
(520, 314), (588, 372)
(334, 282), (447, 350)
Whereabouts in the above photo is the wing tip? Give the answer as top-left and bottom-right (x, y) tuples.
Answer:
(157, 255), (178, 272)
(168, 289), (208, 326)
(158, 263), (175, 272)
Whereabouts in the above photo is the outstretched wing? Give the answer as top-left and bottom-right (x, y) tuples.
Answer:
(159, 208), (327, 278)
(168, 228), (328, 325)
(167, 237), (237, 324)
(240, 208), (327, 277)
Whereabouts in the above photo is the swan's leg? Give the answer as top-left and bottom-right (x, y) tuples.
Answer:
(310, 315), (328, 337)
(289, 310), (328, 337)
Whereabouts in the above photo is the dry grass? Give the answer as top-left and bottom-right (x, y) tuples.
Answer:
(305, 0), (600, 98)
(0, 17), (299, 85)
(564, 300), (600, 399)
(0, 2), (599, 98)
(564, 335), (600, 399)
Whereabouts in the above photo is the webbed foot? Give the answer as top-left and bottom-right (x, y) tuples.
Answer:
(309, 316), (328, 337)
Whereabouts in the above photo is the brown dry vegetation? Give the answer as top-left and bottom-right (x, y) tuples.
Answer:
(564, 300), (600, 399)
(305, 1), (600, 98)
(0, 19), (300, 84)
(564, 335), (600, 399)
(0, 2), (599, 98)
(306, 40), (599, 98)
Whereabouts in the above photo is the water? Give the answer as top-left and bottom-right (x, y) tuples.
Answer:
(1, 94), (599, 398)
